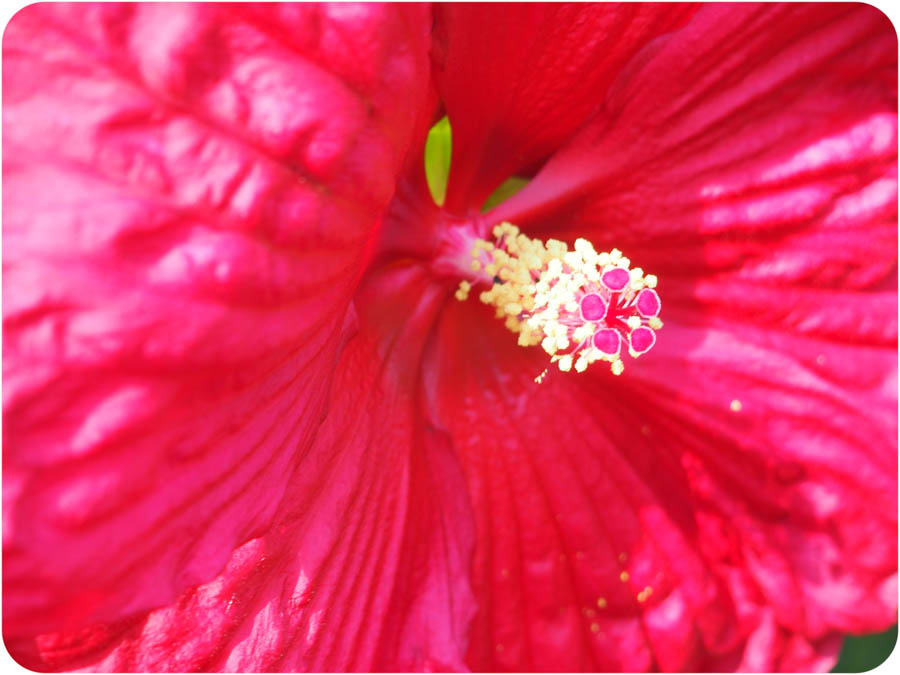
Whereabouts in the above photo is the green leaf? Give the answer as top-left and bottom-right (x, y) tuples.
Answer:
(832, 625), (897, 672)
(424, 116), (452, 206)
(424, 115), (530, 211)
(482, 176), (530, 212)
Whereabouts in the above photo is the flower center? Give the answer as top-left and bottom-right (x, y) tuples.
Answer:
(454, 222), (662, 376)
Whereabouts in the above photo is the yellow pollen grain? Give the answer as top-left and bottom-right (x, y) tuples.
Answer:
(504, 302), (523, 315)
(547, 238), (567, 255)
(454, 280), (471, 302)
(637, 586), (653, 603)
(611, 360), (625, 376)
(563, 251), (582, 269)
(619, 571), (630, 583)
(541, 336), (558, 355)
(590, 622), (600, 633)
(730, 399), (742, 412)
(596, 597), (607, 609)
(574, 324), (593, 342)
(558, 354), (573, 372)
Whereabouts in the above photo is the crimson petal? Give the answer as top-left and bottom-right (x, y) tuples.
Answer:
(428, 297), (895, 671)
(3, 2), (431, 637)
(8, 265), (477, 672)
(430, 5), (896, 669)
(494, 3), (896, 247)
(433, 2), (695, 212)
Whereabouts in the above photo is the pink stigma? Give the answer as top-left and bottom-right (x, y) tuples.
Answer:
(580, 293), (606, 321)
(593, 329), (621, 355)
(629, 326), (656, 354)
(601, 267), (630, 291)
(636, 289), (661, 317)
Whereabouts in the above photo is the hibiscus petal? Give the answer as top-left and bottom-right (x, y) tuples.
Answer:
(427, 293), (895, 671)
(428, 305), (727, 671)
(432, 2), (695, 212)
(624, 320), (897, 658)
(3, 2), (431, 636)
(493, 3), (896, 244)
(452, 4), (895, 669)
(8, 264), (477, 672)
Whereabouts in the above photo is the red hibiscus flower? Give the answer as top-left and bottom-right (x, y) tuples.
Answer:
(3, 2), (897, 671)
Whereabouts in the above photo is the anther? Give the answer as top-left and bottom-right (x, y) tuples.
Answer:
(456, 222), (662, 377)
